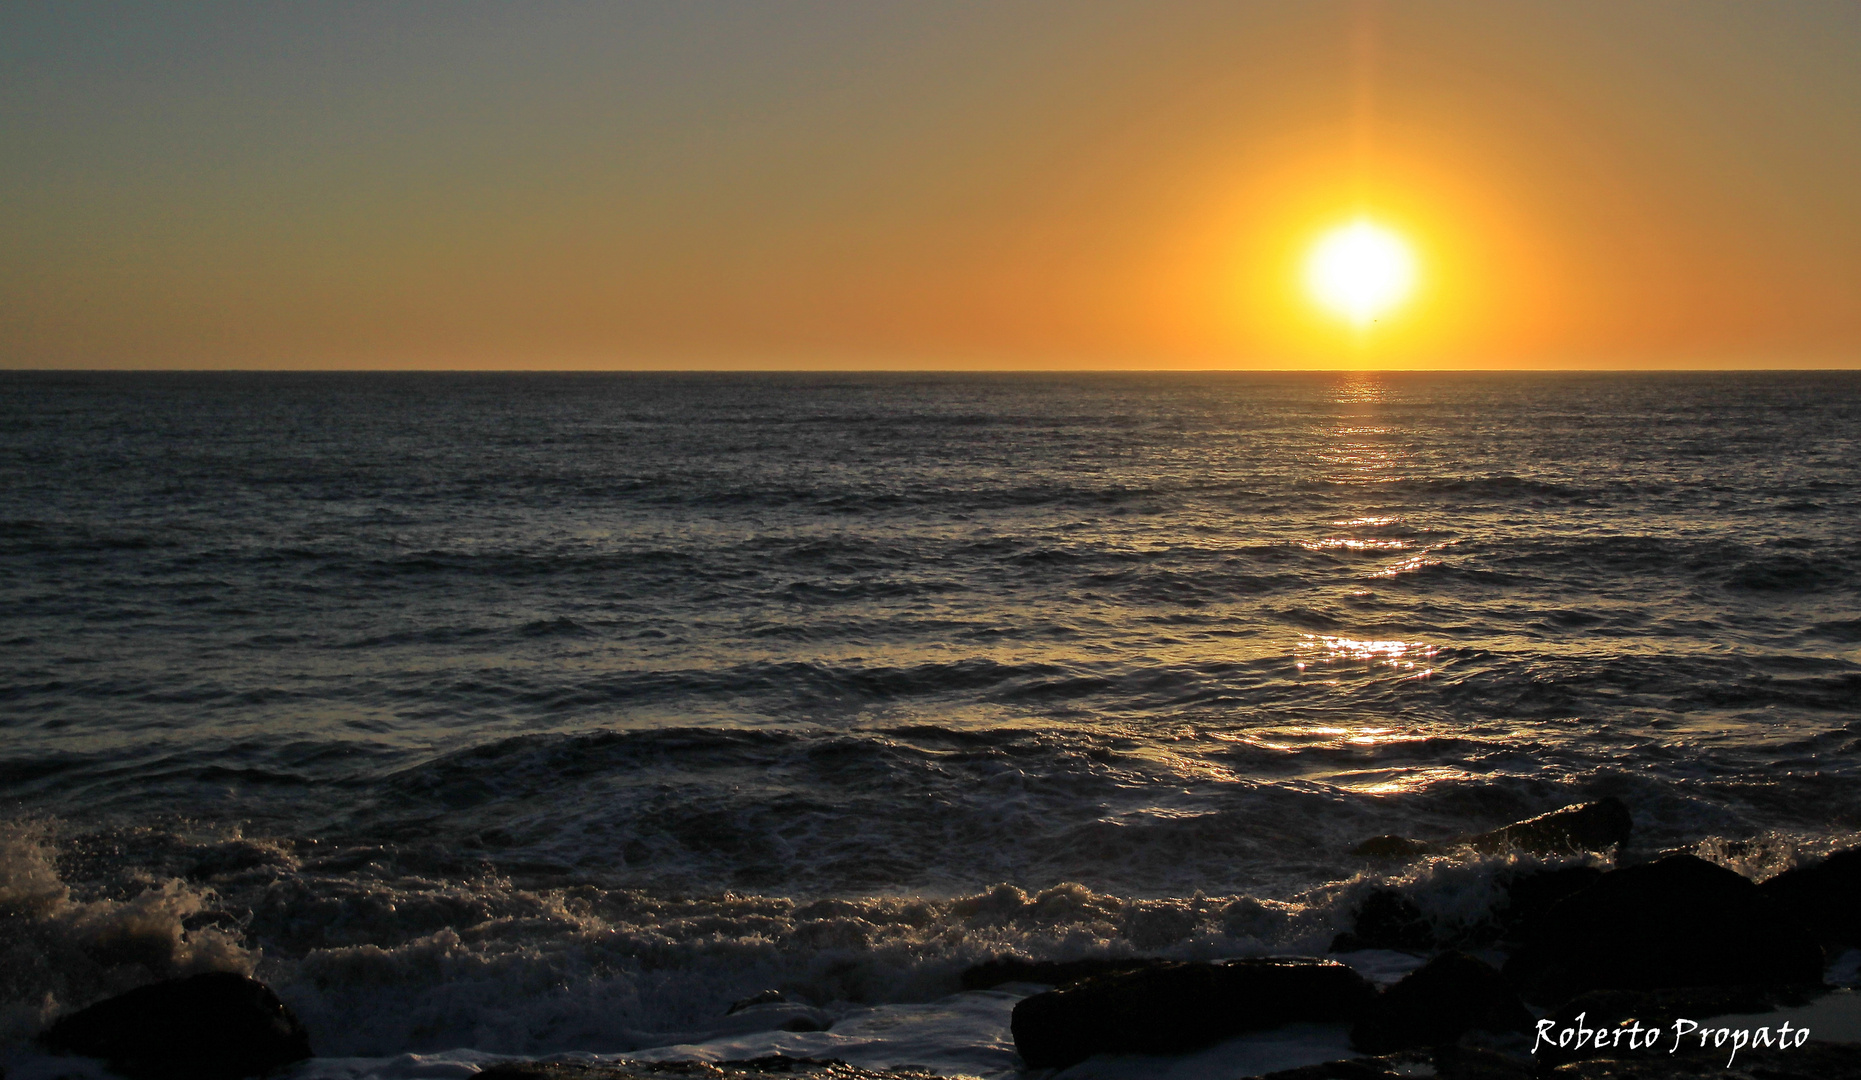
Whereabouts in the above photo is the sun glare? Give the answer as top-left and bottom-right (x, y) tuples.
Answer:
(1305, 220), (1417, 327)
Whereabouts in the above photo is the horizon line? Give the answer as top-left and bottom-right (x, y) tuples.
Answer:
(7, 366), (1861, 376)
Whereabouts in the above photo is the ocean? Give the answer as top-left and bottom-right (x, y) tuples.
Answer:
(3, 370), (1859, 1075)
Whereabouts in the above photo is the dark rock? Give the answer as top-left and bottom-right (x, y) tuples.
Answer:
(958, 955), (1169, 991)
(37, 972), (312, 1080)
(726, 989), (786, 1014)
(1352, 951), (1532, 1053)
(478, 1058), (950, 1079)
(1762, 848), (1861, 948)
(1260, 1043), (1861, 1080)
(716, 1002), (832, 1034)
(1009, 957), (1375, 1069)
(1465, 797), (1631, 857)
(1502, 853), (1825, 1004)
(1351, 835), (1438, 859)
(1350, 798), (1632, 861)
(1258, 1046), (1531, 1079)
(1493, 865), (1604, 940)
(1551, 1042), (1861, 1079)
(1330, 890), (1434, 953)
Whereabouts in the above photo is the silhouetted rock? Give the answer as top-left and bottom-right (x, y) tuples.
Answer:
(1350, 798), (1631, 860)
(1351, 835), (1437, 859)
(37, 972), (312, 1080)
(1555, 1045), (1861, 1079)
(727, 989), (786, 1014)
(1492, 864), (1604, 940)
(958, 955), (1169, 991)
(1258, 1046), (1530, 1079)
(1330, 890), (1434, 952)
(1465, 797), (1631, 856)
(1259, 1043), (1861, 1079)
(478, 1059), (950, 1079)
(1762, 848), (1861, 948)
(1352, 951), (1532, 1053)
(714, 1001), (833, 1034)
(1010, 958), (1375, 1069)
(1502, 853), (1824, 1004)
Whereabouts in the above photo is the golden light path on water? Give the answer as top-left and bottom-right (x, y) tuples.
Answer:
(1268, 371), (1462, 795)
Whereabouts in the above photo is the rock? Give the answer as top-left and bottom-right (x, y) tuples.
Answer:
(1492, 865), (1604, 941)
(1330, 889), (1434, 952)
(1257, 1046), (1531, 1079)
(1352, 951), (1532, 1053)
(1009, 957), (1375, 1069)
(1333, 869), (1606, 955)
(1259, 1043), (1861, 1079)
(1350, 798), (1632, 861)
(727, 989), (786, 1014)
(1551, 1042), (1861, 1079)
(1761, 848), (1861, 948)
(37, 972), (312, 1080)
(1464, 797), (1631, 857)
(1502, 853), (1825, 1004)
(1351, 835), (1438, 859)
(478, 1059), (951, 1079)
(958, 955), (1169, 991)
(711, 1002), (833, 1035)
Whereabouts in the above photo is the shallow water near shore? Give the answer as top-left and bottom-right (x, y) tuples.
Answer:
(3, 371), (1860, 1070)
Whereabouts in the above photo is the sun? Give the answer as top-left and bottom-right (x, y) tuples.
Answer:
(1304, 220), (1417, 327)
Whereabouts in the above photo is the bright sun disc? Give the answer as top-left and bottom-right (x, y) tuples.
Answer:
(1305, 220), (1416, 326)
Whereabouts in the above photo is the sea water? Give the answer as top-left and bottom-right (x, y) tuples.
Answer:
(2, 371), (1858, 1073)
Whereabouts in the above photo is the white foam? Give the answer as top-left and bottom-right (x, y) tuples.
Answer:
(624, 989), (1021, 1079)
(0, 823), (257, 1043)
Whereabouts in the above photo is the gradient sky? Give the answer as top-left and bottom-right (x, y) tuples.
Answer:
(4, 1), (1859, 369)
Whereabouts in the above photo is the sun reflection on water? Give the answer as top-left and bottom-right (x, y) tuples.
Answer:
(1374, 553), (1443, 577)
(1330, 374), (1389, 404)
(1299, 537), (1411, 551)
(1295, 634), (1438, 674)
(1344, 766), (1466, 795)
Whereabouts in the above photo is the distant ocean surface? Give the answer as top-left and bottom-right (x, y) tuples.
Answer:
(3, 371), (1860, 1064)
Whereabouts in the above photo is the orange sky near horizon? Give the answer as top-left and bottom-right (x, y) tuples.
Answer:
(3, 2), (1859, 370)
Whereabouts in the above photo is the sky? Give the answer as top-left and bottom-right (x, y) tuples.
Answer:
(3, 1), (1859, 370)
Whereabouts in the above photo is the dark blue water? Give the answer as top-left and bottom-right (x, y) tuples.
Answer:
(3, 371), (1858, 1055)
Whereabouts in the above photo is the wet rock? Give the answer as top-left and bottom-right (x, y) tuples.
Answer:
(1351, 798), (1631, 860)
(958, 955), (1168, 991)
(1258, 1046), (1530, 1079)
(1330, 890), (1434, 952)
(1351, 835), (1437, 859)
(727, 989), (786, 1014)
(1762, 848), (1861, 948)
(1502, 853), (1825, 1004)
(1352, 951), (1532, 1053)
(479, 1059), (950, 1079)
(1552, 1042), (1861, 1079)
(1009, 957), (1375, 1069)
(711, 1002), (833, 1035)
(1464, 797), (1631, 857)
(1260, 1042), (1861, 1079)
(1492, 865), (1604, 940)
(37, 972), (312, 1080)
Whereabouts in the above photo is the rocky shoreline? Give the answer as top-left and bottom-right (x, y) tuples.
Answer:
(24, 801), (1861, 1080)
